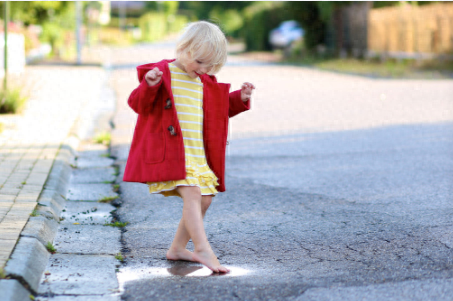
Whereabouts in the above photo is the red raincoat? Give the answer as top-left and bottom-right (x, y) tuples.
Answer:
(123, 59), (250, 192)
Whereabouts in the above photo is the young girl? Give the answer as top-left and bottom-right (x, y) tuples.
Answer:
(123, 21), (255, 273)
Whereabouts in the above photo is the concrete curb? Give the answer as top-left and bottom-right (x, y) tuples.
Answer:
(4, 237), (50, 294)
(0, 67), (116, 300)
(0, 279), (32, 301)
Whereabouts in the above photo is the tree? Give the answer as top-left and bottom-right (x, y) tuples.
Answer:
(179, 1), (252, 37)
(2, 1), (71, 25)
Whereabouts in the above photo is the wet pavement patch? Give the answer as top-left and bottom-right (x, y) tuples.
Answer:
(118, 262), (252, 283)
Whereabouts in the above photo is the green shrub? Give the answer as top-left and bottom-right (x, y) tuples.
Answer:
(115, 252), (125, 262)
(139, 12), (168, 42)
(45, 242), (57, 254)
(104, 221), (129, 228)
(242, 2), (292, 51)
(0, 86), (28, 114)
(167, 14), (188, 34)
(138, 12), (188, 42)
(99, 195), (119, 203)
(93, 131), (111, 145)
(98, 26), (136, 46)
(209, 9), (243, 38)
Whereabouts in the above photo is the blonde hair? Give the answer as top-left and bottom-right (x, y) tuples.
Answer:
(176, 21), (228, 74)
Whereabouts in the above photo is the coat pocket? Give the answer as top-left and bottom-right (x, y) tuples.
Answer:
(145, 132), (165, 163)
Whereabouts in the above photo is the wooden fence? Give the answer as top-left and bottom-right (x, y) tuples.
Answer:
(368, 2), (453, 58)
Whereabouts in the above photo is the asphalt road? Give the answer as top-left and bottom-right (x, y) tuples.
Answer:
(108, 43), (453, 301)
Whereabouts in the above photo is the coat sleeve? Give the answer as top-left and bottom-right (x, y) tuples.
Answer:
(229, 89), (251, 118)
(127, 78), (163, 115)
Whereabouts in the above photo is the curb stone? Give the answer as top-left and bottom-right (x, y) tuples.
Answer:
(0, 141), (76, 301)
(0, 67), (117, 300)
(4, 237), (50, 294)
(0, 279), (31, 301)
(20, 216), (59, 248)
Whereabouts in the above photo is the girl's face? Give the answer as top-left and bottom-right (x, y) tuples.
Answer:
(183, 59), (214, 79)
(178, 49), (215, 79)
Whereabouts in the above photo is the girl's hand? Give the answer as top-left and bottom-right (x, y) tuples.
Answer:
(145, 67), (163, 86)
(241, 82), (255, 102)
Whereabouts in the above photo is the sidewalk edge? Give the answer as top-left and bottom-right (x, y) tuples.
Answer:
(0, 67), (113, 300)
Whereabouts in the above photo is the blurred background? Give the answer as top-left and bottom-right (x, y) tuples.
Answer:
(0, 1), (452, 116)
(1, 1), (452, 75)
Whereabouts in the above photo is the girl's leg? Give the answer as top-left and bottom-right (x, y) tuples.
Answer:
(173, 186), (229, 273)
(166, 194), (212, 261)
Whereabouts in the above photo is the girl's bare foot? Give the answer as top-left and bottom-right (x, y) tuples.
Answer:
(166, 248), (194, 262)
(192, 249), (230, 273)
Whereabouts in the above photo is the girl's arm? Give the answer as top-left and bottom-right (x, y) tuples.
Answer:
(228, 82), (255, 118)
(128, 67), (163, 115)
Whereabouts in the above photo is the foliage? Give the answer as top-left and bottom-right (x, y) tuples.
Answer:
(162, 1), (180, 16)
(115, 252), (125, 262)
(242, 2), (292, 51)
(40, 3), (76, 58)
(109, 17), (140, 28)
(97, 27), (136, 46)
(138, 12), (187, 42)
(93, 131), (111, 145)
(1, 2), (77, 59)
(284, 2), (327, 52)
(5, 1), (71, 26)
(209, 9), (244, 37)
(181, 1), (251, 20)
(45, 242), (57, 254)
(104, 221), (129, 228)
(144, 1), (179, 15)
(284, 54), (453, 79)
(179, 1), (252, 37)
(0, 85), (28, 114)
(99, 195), (119, 203)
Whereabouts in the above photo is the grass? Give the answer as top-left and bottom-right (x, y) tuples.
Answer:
(30, 210), (39, 217)
(113, 184), (120, 192)
(0, 85), (28, 114)
(283, 54), (453, 79)
(93, 131), (111, 146)
(115, 252), (125, 262)
(45, 242), (57, 254)
(112, 166), (120, 177)
(99, 195), (119, 203)
(0, 268), (7, 279)
(104, 221), (129, 228)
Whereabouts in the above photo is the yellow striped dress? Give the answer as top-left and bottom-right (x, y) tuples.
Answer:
(147, 63), (219, 197)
